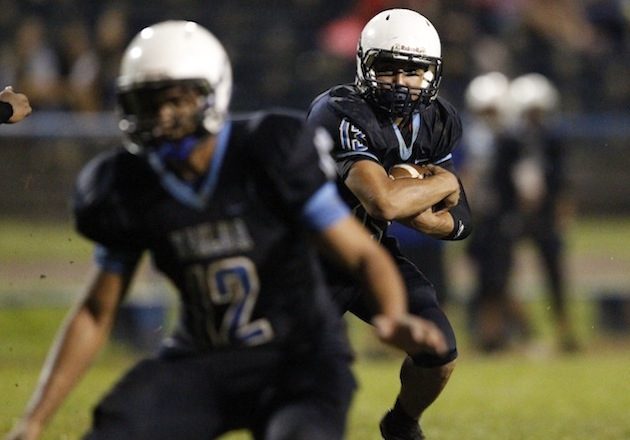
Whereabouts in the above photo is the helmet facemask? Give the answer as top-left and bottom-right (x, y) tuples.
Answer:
(118, 79), (212, 159)
(359, 49), (442, 116)
(355, 9), (443, 118)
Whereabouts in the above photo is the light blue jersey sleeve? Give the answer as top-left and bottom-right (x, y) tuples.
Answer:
(302, 182), (351, 232)
(94, 244), (143, 275)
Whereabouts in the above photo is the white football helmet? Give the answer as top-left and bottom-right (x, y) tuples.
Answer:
(117, 20), (232, 154)
(356, 9), (442, 116)
(464, 71), (510, 114)
(508, 73), (559, 114)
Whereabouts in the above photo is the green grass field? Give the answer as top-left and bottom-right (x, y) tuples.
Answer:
(2, 217), (630, 439)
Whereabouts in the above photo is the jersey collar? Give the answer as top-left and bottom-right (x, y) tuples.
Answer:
(147, 121), (232, 210)
(391, 112), (421, 161)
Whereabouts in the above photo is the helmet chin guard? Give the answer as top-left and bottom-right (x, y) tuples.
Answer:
(155, 134), (203, 163)
(356, 9), (443, 117)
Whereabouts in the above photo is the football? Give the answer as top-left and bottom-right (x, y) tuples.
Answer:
(388, 163), (432, 179)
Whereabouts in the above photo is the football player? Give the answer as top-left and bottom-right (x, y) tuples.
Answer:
(0, 86), (32, 123)
(306, 9), (473, 440)
(5, 21), (447, 440)
(507, 73), (578, 352)
(459, 71), (530, 352)
(465, 73), (578, 353)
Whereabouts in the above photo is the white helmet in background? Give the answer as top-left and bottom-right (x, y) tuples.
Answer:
(356, 9), (442, 116)
(464, 71), (510, 114)
(117, 20), (232, 154)
(509, 73), (559, 114)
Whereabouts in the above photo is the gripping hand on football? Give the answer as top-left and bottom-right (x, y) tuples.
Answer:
(372, 314), (448, 356)
(396, 164), (460, 237)
(425, 164), (459, 209)
(399, 204), (455, 238)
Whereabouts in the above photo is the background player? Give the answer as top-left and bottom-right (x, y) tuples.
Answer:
(464, 72), (578, 353)
(0, 86), (32, 123)
(459, 71), (533, 352)
(306, 9), (472, 440)
(507, 73), (578, 352)
(5, 20), (447, 440)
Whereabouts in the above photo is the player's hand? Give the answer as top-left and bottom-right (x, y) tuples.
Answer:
(399, 207), (455, 238)
(403, 207), (447, 234)
(4, 419), (42, 440)
(0, 86), (32, 123)
(426, 165), (459, 208)
(372, 314), (448, 356)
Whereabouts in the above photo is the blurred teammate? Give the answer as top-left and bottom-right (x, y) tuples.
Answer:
(5, 21), (447, 440)
(306, 9), (472, 440)
(0, 86), (32, 123)
(460, 71), (533, 352)
(509, 75), (577, 352)
(498, 74), (578, 352)
(462, 72), (578, 353)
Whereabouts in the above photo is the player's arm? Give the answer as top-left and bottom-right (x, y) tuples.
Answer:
(5, 251), (138, 440)
(306, 100), (457, 220)
(319, 213), (447, 355)
(400, 189), (470, 239)
(0, 86), (32, 124)
(399, 162), (472, 240)
(399, 207), (455, 238)
(304, 183), (447, 356)
(345, 159), (460, 221)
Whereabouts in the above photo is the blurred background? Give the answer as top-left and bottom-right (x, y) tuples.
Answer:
(0, 0), (629, 351)
(1, 0), (629, 213)
(1, 0), (629, 217)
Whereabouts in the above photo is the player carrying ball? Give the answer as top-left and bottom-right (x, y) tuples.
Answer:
(306, 9), (473, 440)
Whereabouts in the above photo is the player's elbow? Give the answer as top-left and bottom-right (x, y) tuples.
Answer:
(363, 198), (404, 222)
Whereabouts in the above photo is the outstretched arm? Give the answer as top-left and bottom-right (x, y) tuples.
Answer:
(5, 268), (132, 440)
(317, 215), (448, 356)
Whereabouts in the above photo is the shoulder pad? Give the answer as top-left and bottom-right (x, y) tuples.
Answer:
(232, 109), (304, 139)
(326, 85), (376, 128)
(328, 85), (365, 107)
(73, 149), (158, 249)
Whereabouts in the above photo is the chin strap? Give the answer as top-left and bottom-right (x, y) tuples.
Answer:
(155, 135), (201, 162)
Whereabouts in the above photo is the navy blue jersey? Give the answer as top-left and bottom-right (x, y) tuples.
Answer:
(307, 84), (470, 242)
(73, 110), (351, 355)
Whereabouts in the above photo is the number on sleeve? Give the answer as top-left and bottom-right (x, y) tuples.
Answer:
(339, 118), (368, 152)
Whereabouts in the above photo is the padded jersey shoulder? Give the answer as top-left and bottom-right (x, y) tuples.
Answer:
(228, 108), (316, 179)
(309, 84), (372, 126)
(308, 84), (388, 155)
(73, 148), (162, 249)
(229, 108), (305, 156)
(309, 85), (463, 166)
(228, 108), (331, 220)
